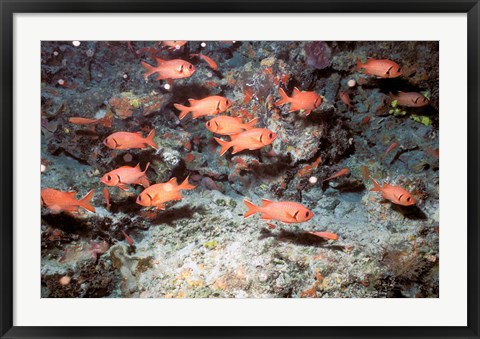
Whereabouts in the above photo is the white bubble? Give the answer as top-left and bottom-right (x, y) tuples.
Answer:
(309, 176), (318, 184)
(232, 41), (236, 43)
(41, 164), (46, 173)
(347, 79), (356, 87)
(123, 74), (128, 79)
(72, 41), (81, 47)
(53, 51), (59, 56)
(164, 84), (171, 90)
(57, 79), (65, 85)
(201, 42), (206, 48)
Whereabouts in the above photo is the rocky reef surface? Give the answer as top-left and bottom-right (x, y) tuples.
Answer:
(41, 41), (439, 298)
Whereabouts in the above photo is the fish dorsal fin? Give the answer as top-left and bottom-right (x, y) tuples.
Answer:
(188, 98), (198, 104)
(261, 199), (273, 207)
(167, 177), (178, 185)
(293, 87), (301, 95)
(134, 163), (141, 170)
(136, 131), (143, 136)
(155, 57), (166, 65)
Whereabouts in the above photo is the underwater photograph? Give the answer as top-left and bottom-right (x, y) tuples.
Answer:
(41, 41), (439, 298)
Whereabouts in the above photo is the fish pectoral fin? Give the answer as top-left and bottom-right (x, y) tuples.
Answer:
(155, 204), (166, 210)
(117, 184), (129, 191)
(304, 109), (312, 116)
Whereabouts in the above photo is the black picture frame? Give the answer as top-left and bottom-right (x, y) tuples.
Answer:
(1, 1), (479, 338)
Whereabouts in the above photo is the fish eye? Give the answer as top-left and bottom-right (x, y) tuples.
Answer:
(138, 195), (142, 201)
(269, 133), (273, 139)
(397, 67), (402, 73)
(226, 100), (230, 105)
(107, 175), (111, 181)
(407, 197), (411, 202)
(189, 64), (193, 69)
(305, 211), (310, 217)
(207, 122), (211, 127)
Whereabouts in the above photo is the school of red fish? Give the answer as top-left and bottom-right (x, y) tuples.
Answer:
(43, 42), (431, 238)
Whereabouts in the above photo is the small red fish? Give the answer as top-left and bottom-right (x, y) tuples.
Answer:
(383, 142), (399, 157)
(136, 177), (196, 210)
(371, 179), (416, 206)
(161, 40), (187, 49)
(275, 87), (322, 116)
(101, 163), (150, 190)
(355, 58), (403, 78)
(308, 231), (339, 241)
(389, 91), (429, 107)
(191, 53), (218, 70)
(359, 165), (370, 181)
(360, 116), (371, 125)
(244, 199), (313, 224)
(122, 230), (134, 246)
(214, 128), (276, 156)
(69, 115), (112, 128)
(103, 130), (158, 150)
(41, 188), (95, 214)
(174, 96), (232, 120)
(338, 90), (353, 110)
(141, 58), (195, 80)
(103, 188), (111, 209)
(266, 223), (276, 230)
(323, 168), (350, 181)
(206, 116), (257, 135)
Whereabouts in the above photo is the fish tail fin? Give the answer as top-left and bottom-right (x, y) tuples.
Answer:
(245, 117), (258, 129)
(141, 61), (156, 78)
(178, 176), (196, 191)
(138, 175), (150, 188)
(275, 88), (290, 106)
(79, 189), (96, 213)
(214, 137), (231, 156)
(145, 130), (158, 150)
(243, 199), (260, 218)
(174, 103), (190, 120)
(370, 178), (382, 192)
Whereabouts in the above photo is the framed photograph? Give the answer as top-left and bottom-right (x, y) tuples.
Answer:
(1, 0), (479, 338)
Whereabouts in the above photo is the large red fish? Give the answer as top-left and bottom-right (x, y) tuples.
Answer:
(371, 179), (416, 206)
(206, 116), (258, 135)
(101, 163), (150, 190)
(355, 58), (403, 78)
(174, 96), (232, 120)
(275, 87), (322, 116)
(244, 199), (313, 224)
(41, 188), (95, 214)
(141, 58), (195, 80)
(136, 177), (196, 210)
(214, 128), (276, 156)
(389, 91), (429, 107)
(103, 130), (158, 150)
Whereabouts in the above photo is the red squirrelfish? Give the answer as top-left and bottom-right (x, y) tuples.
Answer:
(323, 168), (350, 182)
(355, 58), (403, 78)
(275, 87), (322, 116)
(161, 40), (187, 49)
(244, 199), (314, 224)
(214, 128), (276, 156)
(206, 116), (258, 135)
(41, 188), (95, 214)
(338, 90), (353, 109)
(141, 58), (195, 80)
(174, 96), (232, 120)
(191, 53), (218, 70)
(383, 142), (399, 157)
(136, 177), (196, 210)
(308, 231), (339, 241)
(103, 130), (158, 150)
(101, 162), (150, 191)
(69, 115), (112, 128)
(371, 179), (416, 206)
(103, 188), (111, 209)
(389, 91), (429, 107)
